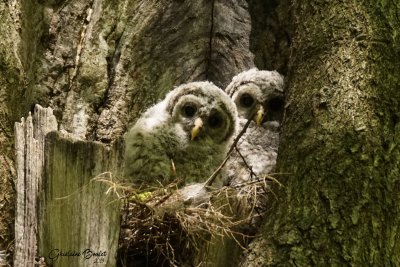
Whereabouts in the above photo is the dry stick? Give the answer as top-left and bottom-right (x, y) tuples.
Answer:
(230, 134), (283, 189)
(234, 147), (258, 182)
(234, 147), (269, 196)
(204, 118), (253, 187)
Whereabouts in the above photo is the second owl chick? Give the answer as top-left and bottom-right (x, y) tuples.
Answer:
(224, 68), (285, 186)
(124, 82), (238, 187)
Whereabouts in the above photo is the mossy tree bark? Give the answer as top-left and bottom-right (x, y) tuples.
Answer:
(0, 0), (30, 256)
(252, 1), (400, 266)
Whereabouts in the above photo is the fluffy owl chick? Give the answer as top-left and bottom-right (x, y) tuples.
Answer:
(124, 82), (237, 187)
(224, 68), (284, 186)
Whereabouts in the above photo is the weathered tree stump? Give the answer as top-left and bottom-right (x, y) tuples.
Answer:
(14, 105), (122, 267)
(14, 105), (57, 267)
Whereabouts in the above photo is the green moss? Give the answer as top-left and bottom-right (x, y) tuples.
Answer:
(350, 143), (360, 153)
(351, 206), (360, 225)
(328, 214), (339, 229)
(286, 229), (301, 245)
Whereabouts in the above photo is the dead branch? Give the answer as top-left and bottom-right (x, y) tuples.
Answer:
(204, 118), (253, 187)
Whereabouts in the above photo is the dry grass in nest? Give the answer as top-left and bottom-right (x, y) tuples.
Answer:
(112, 174), (279, 267)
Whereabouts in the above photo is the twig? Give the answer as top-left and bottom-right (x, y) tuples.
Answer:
(264, 173), (285, 188)
(234, 147), (269, 196)
(234, 146), (258, 182)
(153, 192), (174, 207)
(204, 118), (253, 187)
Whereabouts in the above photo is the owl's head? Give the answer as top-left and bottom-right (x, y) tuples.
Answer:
(165, 81), (237, 144)
(226, 68), (284, 125)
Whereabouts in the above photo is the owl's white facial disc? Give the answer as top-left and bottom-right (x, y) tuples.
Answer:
(231, 83), (263, 120)
(226, 68), (285, 124)
(166, 82), (237, 144)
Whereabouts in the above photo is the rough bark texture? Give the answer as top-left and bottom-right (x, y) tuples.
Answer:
(250, 1), (400, 266)
(0, 0), (27, 256)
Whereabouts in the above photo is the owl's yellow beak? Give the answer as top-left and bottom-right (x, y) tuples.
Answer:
(191, 118), (203, 140)
(254, 105), (265, 126)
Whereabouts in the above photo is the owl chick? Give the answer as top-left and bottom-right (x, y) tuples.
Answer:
(124, 82), (237, 187)
(224, 68), (284, 186)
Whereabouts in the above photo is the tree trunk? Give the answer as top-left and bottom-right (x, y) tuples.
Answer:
(249, 1), (400, 266)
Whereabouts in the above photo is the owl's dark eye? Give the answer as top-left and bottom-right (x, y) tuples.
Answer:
(208, 114), (222, 128)
(267, 97), (284, 112)
(182, 104), (197, 118)
(240, 93), (254, 108)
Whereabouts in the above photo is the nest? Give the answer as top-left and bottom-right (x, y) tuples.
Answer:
(114, 175), (279, 267)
